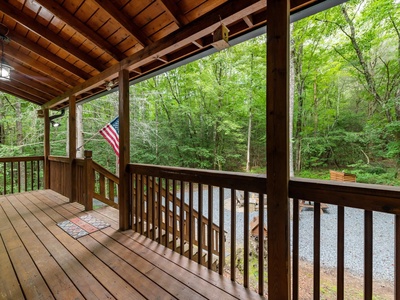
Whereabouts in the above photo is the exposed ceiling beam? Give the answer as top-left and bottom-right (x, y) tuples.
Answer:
(0, 81), (46, 105)
(92, 0), (152, 47)
(157, 0), (189, 27)
(5, 51), (78, 88)
(10, 61), (68, 94)
(33, 0), (126, 62)
(12, 72), (59, 98)
(0, 1), (107, 72)
(243, 15), (254, 27)
(43, 0), (267, 109)
(7, 31), (91, 80)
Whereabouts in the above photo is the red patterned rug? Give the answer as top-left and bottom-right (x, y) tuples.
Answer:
(57, 214), (110, 239)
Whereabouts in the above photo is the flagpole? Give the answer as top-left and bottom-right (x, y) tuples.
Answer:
(76, 131), (101, 151)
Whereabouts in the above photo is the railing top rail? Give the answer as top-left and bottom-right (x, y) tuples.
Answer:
(130, 163), (267, 193)
(48, 156), (70, 163)
(0, 156), (44, 162)
(290, 177), (400, 214)
(92, 161), (119, 184)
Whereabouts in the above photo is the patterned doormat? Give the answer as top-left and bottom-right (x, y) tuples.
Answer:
(57, 214), (110, 239)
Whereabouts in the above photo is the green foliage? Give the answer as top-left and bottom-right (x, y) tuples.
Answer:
(1, 0), (399, 189)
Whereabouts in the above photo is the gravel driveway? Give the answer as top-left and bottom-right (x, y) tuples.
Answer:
(184, 188), (395, 282)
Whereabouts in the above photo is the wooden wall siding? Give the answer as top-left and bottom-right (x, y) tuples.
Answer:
(0, 156), (44, 195)
(48, 156), (70, 198)
(130, 163), (267, 286)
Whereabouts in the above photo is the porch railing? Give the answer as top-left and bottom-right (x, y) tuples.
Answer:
(0, 156), (44, 195)
(290, 178), (400, 299)
(46, 154), (400, 297)
(129, 163), (267, 278)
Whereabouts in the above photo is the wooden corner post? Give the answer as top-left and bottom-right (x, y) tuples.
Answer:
(267, 0), (291, 298)
(83, 150), (93, 211)
(69, 95), (77, 202)
(119, 68), (131, 230)
(44, 108), (50, 189)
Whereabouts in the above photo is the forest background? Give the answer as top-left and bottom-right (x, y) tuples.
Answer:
(0, 0), (399, 186)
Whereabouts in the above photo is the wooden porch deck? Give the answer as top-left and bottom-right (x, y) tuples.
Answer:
(0, 190), (264, 300)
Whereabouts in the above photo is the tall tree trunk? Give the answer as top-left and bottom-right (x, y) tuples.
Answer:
(293, 39), (305, 172)
(76, 104), (84, 158)
(16, 101), (25, 189)
(313, 78), (318, 136)
(246, 110), (252, 172)
(246, 53), (254, 172)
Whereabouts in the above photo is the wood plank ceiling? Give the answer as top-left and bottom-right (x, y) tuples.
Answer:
(0, 0), (321, 110)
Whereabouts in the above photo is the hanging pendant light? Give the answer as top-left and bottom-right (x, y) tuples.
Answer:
(0, 23), (12, 81)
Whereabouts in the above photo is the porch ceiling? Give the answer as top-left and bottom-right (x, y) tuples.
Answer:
(0, 0), (323, 110)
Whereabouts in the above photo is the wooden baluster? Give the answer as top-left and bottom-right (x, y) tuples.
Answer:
(172, 179), (177, 251)
(365, 210), (373, 299)
(198, 183), (203, 265)
(258, 192), (265, 295)
(219, 187), (225, 275)
(11, 162), (14, 194)
(132, 174), (137, 231)
(231, 188), (236, 282)
(164, 179), (170, 247)
(292, 198), (299, 300)
(37, 159), (41, 189)
(152, 176), (156, 241)
(24, 161), (27, 192)
(208, 185), (213, 269)
(337, 205), (345, 300)
(158, 177), (162, 243)
(180, 181), (185, 255)
(109, 181), (115, 206)
(17, 161), (21, 193)
(30, 160), (34, 191)
(146, 175), (150, 238)
(140, 174), (145, 235)
(189, 182), (194, 260)
(244, 191), (249, 288)
(314, 202), (321, 300)
(99, 173), (105, 198)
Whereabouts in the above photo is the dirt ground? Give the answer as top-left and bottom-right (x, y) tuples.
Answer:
(224, 259), (394, 299)
(297, 260), (394, 300)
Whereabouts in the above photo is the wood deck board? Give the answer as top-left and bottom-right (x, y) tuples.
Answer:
(14, 192), (114, 300)
(50, 195), (257, 300)
(0, 190), (265, 300)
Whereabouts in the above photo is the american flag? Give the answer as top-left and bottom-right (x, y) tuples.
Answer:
(99, 117), (119, 157)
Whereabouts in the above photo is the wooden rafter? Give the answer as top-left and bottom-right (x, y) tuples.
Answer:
(0, 1), (106, 72)
(0, 81), (46, 105)
(9, 61), (68, 94)
(43, 0), (267, 109)
(12, 72), (58, 98)
(33, 0), (125, 62)
(7, 31), (91, 80)
(157, 0), (189, 27)
(92, 0), (152, 48)
(5, 51), (78, 88)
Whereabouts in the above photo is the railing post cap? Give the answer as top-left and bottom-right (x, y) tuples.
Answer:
(84, 150), (93, 158)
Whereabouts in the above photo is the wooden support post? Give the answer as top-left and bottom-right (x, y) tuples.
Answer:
(69, 95), (77, 202)
(44, 108), (50, 189)
(83, 150), (93, 211)
(119, 69), (131, 230)
(266, 0), (291, 298)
